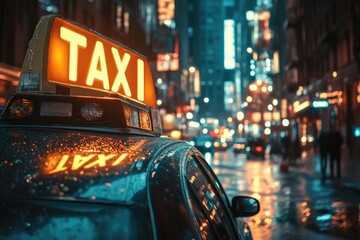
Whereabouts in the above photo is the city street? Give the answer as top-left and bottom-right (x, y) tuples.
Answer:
(0, 1), (360, 239)
(206, 149), (360, 240)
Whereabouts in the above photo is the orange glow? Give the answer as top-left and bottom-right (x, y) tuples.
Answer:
(246, 96), (253, 102)
(156, 53), (179, 71)
(158, 0), (175, 25)
(45, 153), (129, 174)
(47, 17), (156, 107)
(169, 130), (182, 139)
(293, 100), (310, 113)
(249, 84), (258, 91)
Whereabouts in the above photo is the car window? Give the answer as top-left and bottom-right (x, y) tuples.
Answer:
(185, 156), (237, 240)
(187, 190), (217, 240)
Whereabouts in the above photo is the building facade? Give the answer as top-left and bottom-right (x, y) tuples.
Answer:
(0, 0), (158, 105)
(286, 0), (360, 157)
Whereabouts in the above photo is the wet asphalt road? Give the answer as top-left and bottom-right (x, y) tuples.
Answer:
(204, 150), (360, 240)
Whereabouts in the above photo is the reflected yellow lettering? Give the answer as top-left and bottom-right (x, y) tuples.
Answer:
(86, 41), (110, 90)
(46, 153), (130, 174)
(112, 153), (128, 166)
(111, 48), (131, 96)
(49, 154), (70, 174)
(60, 27), (87, 81)
(72, 154), (95, 170)
(84, 154), (117, 168)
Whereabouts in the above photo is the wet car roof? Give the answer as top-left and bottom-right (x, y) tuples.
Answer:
(0, 126), (179, 204)
(0, 125), (193, 239)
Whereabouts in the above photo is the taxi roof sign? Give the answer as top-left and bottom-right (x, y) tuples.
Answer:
(19, 15), (156, 108)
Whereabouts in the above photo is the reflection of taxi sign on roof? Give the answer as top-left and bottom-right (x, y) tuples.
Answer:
(4, 15), (162, 136)
(19, 15), (156, 108)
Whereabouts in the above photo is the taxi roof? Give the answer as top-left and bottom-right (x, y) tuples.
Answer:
(0, 127), (182, 203)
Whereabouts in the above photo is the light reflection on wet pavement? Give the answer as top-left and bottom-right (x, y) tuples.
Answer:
(205, 151), (360, 240)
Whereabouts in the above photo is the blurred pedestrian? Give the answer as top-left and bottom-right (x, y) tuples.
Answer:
(317, 130), (329, 177)
(281, 135), (291, 162)
(291, 136), (302, 165)
(329, 130), (343, 178)
(280, 135), (291, 172)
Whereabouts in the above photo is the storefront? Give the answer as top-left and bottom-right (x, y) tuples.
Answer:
(291, 93), (322, 148)
(291, 62), (360, 157)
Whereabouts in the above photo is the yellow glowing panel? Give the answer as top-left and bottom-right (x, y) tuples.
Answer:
(45, 153), (129, 174)
(47, 16), (156, 107)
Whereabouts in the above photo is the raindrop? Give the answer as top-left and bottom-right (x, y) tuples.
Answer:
(24, 174), (32, 183)
(14, 159), (23, 164)
(10, 183), (16, 189)
(135, 160), (143, 169)
(72, 177), (78, 181)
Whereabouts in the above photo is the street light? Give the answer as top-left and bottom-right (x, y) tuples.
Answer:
(246, 81), (271, 137)
(272, 98), (278, 106)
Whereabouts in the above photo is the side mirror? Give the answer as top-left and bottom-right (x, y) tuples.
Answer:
(231, 196), (260, 217)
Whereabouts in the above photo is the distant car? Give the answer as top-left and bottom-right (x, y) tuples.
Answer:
(246, 138), (266, 159)
(214, 138), (228, 151)
(233, 138), (247, 154)
(190, 134), (215, 154)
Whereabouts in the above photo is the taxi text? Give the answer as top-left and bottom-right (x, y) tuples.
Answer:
(60, 27), (144, 101)
(47, 153), (129, 174)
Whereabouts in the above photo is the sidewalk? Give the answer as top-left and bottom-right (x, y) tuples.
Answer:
(288, 146), (360, 192)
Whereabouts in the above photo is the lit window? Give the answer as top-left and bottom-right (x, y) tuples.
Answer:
(124, 12), (130, 34)
(116, 5), (122, 30)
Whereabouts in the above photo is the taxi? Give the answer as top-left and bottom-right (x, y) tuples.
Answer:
(0, 15), (260, 239)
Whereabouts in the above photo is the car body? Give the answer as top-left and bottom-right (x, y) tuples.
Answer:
(232, 138), (247, 154)
(190, 134), (215, 154)
(246, 138), (266, 160)
(0, 95), (259, 239)
(0, 14), (260, 240)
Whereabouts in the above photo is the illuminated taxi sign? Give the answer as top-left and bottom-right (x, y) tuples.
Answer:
(19, 15), (156, 108)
